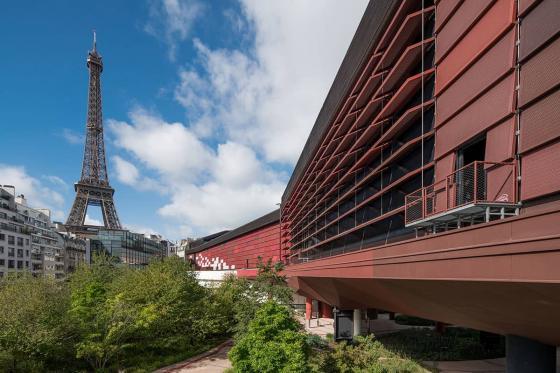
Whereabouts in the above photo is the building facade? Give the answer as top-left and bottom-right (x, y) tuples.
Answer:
(0, 186), (88, 279)
(89, 229), (165, 266)
(281, 0), (560, 367)
(0, 188), (32, 277)
(185, 210), (283, 280)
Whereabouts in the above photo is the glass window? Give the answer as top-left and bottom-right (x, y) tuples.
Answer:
(0, 233), (4, 240)
(17, 237), (23, 246)
(25, 239), (29, 245)
(8, 247), (14, 257)
(8, 260), (14, 268)
(0, 247), (3, 254)
(0, 259), (4, 266)
(25, 250), (29, 256)
(17, 261), (23, 269)
(8, 236), (14, 245)
(17, 249), (23, 258)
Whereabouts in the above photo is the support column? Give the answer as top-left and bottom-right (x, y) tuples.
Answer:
(353, 309), (362, 338)
(305, 297), (312, 326)
(506, 335), (556, 373)
(320, 302), (333, 319)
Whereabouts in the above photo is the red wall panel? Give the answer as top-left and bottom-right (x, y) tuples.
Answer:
(436, 0), (515, 94)
(434, 153), (455, 182)
(435, 73), (515, 159)
(486, 164), (516, 203)
(519, 35), (560, 107)
(192, 223), (281, 270)
(519, 0), (540, 16)
(435, 0), (462, 33)
(519, 0), (560, 61)
(520, 88), (560, 153)
(436, 29), (515, 126)
(435, 0), (493, 63)
(521, 140), (560, 200)
(486, 117), (515, 162)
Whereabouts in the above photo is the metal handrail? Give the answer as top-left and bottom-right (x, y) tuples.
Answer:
(405, 161), (517, 224)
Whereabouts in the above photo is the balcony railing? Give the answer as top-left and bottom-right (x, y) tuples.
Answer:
(405, 161), (518, 226)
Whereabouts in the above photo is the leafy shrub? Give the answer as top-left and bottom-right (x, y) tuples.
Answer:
(309, 335), (427, 373)
(378, 328), (505, 361)
(0, 274), (78, 372)
(228, 301), (310, 373)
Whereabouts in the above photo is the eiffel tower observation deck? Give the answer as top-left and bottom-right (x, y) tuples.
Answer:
(66, 32), (122, 234)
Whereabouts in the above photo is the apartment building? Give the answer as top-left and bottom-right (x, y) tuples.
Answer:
(0, 186), (87, 279)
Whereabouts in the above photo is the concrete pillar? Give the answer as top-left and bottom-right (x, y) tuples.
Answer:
(353, 309), (362, 338)
(506, 335), (556, 373)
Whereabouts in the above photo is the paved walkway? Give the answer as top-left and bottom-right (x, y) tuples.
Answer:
(301, 313), (418, 337)
(155, 340), (232, 373)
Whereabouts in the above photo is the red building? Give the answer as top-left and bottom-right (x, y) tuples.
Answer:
(281, 0), (560, 369)
(186, 209), (283, 278)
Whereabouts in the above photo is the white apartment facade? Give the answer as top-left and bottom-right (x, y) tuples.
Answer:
(0, 186), (87, 279)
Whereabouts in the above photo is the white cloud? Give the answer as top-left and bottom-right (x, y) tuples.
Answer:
(61, 128), (83, 145)
(145, 0), (203, 61)
(112, 155), (164, 192)
(174, 0), (369, 164)
(107, 1), (369, 238)
(109, 109), (214, 182)
(109, 108), (284, 235)
(113, 156), (140, 185)
(43, 175), (69, 190)
(84, 214), (103, 226)
(123, 223), (160, 236)
(0, 164), (66, 220)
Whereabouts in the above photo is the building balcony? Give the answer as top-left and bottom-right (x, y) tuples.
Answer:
(405, 161), (519, 229)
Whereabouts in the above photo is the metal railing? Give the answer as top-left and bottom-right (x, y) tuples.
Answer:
(405, 161), (517, 225)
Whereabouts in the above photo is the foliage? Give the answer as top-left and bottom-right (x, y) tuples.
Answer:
(378, 328), (505, 361)
(67, 253), (124, 370)
(228, 301), (310, 373)
(309, 335), (428, 373)
(68, 254), (222, 370)
(0, 254), (233, 372)
(0, 274), (78, 372)
(212, 257), (294, 340)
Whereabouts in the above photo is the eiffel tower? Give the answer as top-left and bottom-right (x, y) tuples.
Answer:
(66, 32), (122, 233)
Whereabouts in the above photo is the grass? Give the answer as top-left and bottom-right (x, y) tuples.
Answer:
(377, 328), (505, 361)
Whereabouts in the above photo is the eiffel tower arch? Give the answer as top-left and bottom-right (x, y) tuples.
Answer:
(66, 33), (122, 233)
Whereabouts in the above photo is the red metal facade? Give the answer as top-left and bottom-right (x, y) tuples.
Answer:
(282, 0), (436, 262)
(280, 0), (560, 346)
(518, 0), (560, 201)
(189, 222), (280, 271)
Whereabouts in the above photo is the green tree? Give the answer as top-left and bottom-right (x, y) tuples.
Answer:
(0, 274), (76, 372)
(68, 253), (128, 370)
(229, 301), (310, 373)
(214, 257), (294, 339)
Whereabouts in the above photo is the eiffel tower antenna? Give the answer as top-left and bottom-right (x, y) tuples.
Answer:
(66, 34), (122, 233)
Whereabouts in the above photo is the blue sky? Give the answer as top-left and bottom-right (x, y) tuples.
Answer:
(0, 0), (367, 239)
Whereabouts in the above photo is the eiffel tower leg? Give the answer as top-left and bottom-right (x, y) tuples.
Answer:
(66, 189), (88, 226)
(101, 197), (121, 229)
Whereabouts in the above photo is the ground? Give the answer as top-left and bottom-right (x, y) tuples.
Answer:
(158, 314), (560, 373)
